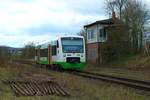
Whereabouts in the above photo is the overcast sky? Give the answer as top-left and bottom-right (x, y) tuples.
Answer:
(0, 0), (149, 47)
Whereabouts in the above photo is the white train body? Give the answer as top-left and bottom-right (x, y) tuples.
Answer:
(35, 35), (86, 70)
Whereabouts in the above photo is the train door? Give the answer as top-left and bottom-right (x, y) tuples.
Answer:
(48, 45), (52, 64)
(37, 48), (40, 62)
(35, 47), (40, 63)
(56, 40), (59, 56)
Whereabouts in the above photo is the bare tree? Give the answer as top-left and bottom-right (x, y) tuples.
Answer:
(123, 0), (150, 53)
(105, 0), (116, 16)
(115, 0), (128, 19)
(105, 0), (128, 20)
(105, 0), (150, 54)
(77, 29), (86, 37)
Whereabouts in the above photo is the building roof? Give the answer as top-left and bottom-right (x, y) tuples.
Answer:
(84, 18), (114, 28)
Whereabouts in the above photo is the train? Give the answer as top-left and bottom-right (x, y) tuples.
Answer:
(35, 35), (86, 70)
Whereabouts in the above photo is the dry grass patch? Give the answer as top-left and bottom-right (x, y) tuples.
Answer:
(85, 55), (150, 81)
(0, 62), (149, 100)
(52, 72), (149, 100)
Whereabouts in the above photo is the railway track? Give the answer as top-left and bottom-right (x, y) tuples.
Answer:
(69, 71), (150, 91)
(15, 60), (150, 92)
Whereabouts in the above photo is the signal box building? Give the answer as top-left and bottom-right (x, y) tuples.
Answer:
(84, 18), (114, 64)
(84, 12), (127, 65)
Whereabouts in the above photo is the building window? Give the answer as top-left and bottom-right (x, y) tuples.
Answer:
(87, 29), (94, 40)
(99, 28), (106, 41)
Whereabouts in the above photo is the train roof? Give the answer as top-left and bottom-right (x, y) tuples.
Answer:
(57, 35), (83, 38)
(36, 35), (84, 49)
(36, 41), (56, 49)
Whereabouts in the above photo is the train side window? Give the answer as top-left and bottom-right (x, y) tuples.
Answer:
(52, 45), (57, 56)
(40, 49), (48, 57)
(56, 40), (59, 48)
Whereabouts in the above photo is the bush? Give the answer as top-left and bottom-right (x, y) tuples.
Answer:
(21, 42), (35, 59)
(0, 47), (10, 66)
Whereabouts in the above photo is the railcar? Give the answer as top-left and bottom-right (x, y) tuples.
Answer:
(35, 35), (86, 70)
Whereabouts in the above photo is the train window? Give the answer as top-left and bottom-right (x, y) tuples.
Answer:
(56, 40), (59, 48)
(52, 45), (57, 56)
(40, 49), (48, 57)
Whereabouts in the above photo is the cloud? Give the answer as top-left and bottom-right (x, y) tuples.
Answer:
(0, 33), (56, 47)
(0, 0), (109, 47)
(64, 0), (106, 15)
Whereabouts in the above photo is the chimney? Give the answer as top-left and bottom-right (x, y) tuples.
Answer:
(112, 10), (116, 23)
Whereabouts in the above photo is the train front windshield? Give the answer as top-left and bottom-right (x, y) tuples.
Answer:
(61, 37), (84, 53)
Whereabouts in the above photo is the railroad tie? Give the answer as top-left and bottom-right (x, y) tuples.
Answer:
(3, 76), (69, 97)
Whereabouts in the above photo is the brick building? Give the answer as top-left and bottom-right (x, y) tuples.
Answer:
(84, 12), (124, 65)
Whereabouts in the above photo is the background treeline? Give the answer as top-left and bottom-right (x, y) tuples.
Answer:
(20, 42), (35, 59)
(105, 0), (150, 54)
(0, 42), (35, 65)
(78, 0), (150, 63)
(103, 0), (150, 62)
(0, 46), (11, 65)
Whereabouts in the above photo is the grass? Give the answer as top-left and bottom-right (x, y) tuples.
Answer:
(85, 55), (150, 81)
(104, 55), (150, 70)
(0, 61), (149, 100)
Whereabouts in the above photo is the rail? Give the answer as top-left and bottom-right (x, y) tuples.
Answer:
(69, 70), (150, 91)
(15, 60), (150, 91)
